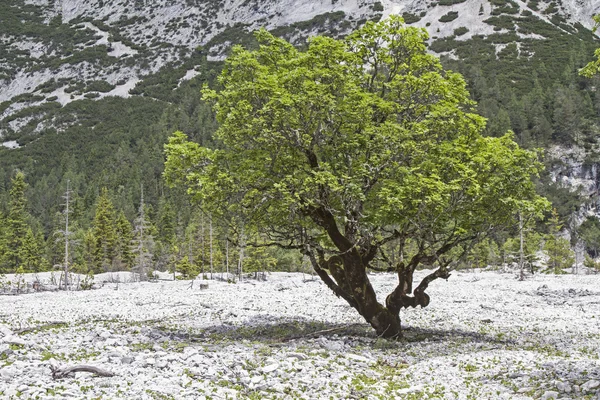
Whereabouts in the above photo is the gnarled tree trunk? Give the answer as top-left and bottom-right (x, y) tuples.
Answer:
(307, 250), (409, 338)
(306, 242), (451, 338)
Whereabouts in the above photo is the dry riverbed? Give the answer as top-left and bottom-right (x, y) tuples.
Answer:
(0, 271), (599, 399)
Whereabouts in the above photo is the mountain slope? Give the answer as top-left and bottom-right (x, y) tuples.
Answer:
(1, 0), (598, 125)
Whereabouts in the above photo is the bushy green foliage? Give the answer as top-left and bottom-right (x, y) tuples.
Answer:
(401, 13), (421, 24)
(86, 80), (115, 93)
(454, 27), (469, 36)
(176, 256), (198, 279)
(4, 173), (28, 271)
(439, 0), (466, 5)
(91, 188), (117, 272)
(439, 11), (459, 23)
(372, 2), (384, 12)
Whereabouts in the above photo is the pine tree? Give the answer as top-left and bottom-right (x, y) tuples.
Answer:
(0, 211), (9, 272)
(155, 198), (177, 272)
(131, 187), (154, 280)
(544, 210), (575, 274)
(20, 227), (44, 272)
(92, 188), (117, 272)
(6, 172), (29, 271)
(467, 238), (500, 270)
(81, 228), (97, 273)
(157, 199), (176, 247)
(115, 211), (134, 269)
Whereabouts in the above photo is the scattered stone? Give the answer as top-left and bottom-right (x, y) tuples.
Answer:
(556, 381), (571, 393)
(98, 330), (111, 339)
(0, 325), (13, 337)
(323, 340), (344, 351)
(582, 380), (600, 392)
(541, 390), (559, 400)
(517, 387), (536, 394)
(0, 271), (599, 399)
(16, 384), (29, 393)
(261, 363), (279, 373)
(347, 354), (372, 363)
(188, 354), (205, 367)
(397, 386), (423, 395)
(121, 356), (134, 364)
(287, 352), (308, 360)
(3, 336), (28, 346)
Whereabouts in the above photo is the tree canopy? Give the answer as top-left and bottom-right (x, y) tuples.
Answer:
(165, 16), (549, 338)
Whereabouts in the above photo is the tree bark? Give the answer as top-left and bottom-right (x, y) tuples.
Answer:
(311, 249), (404, 338)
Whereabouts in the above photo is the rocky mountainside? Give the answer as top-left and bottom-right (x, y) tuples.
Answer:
(1, 0), (599, 133)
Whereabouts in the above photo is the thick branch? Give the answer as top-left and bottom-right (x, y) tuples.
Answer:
(311, 206), (353, 252)
(243, 240), (304, 250)
(413, 266), (451, 299)
(305, 248), (358, 310)
(51, 365), (116, 380)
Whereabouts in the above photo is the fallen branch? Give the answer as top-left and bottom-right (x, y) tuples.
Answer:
(280, 323), (364, 342)
(51, 365), (116, 380)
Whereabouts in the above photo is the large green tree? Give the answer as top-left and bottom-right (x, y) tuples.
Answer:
(165, 17), (548, 338)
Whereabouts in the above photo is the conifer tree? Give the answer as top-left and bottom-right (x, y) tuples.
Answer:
(92, 188), (117, 272)
(21, 227), (44, 272)
(0, 211), (9, 271)
(115, 211), (134, 269)
(544, 210), (575, 274)
(155, 198), (177, 271)
(132, 187), (155, 280)
(158, 199), (176, 247)
(6, 172), (29, 271)
(81, 228), (97, 273)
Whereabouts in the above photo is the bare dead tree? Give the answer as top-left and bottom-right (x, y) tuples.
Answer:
(54, 180), (75, 290)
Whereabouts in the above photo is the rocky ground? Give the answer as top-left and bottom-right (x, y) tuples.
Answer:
(0, 270), (599, 399)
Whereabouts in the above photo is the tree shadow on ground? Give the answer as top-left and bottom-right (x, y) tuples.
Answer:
(146, 315), (518, 349)
(401, 325), (518, 346)
(173, 317), (373, 343)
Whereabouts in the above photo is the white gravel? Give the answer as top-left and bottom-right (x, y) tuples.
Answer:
(0, 270), (599, 399)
